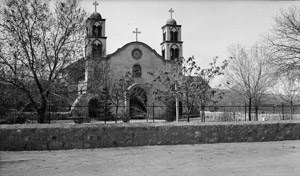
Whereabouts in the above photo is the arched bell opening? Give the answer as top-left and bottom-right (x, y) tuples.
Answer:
(92, 40), (102, 58)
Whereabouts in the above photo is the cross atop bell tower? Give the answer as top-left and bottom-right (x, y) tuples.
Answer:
(169, 8), (174, 19)
(93, 1), (99, 12)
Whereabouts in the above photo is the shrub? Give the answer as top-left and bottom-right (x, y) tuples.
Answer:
(3, 112), (26, 124)
(122, 113), (130, 123)
(163, 100), (176, 122)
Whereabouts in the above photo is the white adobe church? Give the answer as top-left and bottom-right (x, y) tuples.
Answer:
(70, 2), (183, 118)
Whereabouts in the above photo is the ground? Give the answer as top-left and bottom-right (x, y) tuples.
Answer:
(1, 140), (299, 176)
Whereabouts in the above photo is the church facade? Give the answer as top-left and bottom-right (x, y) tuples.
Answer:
(70, 8), (183, 119)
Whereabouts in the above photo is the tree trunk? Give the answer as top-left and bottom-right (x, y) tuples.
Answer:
(282, 103), (285, 120)
(248, 98), (252, 121)
(37, 98), (47, 124)
(255, 105), (258, 121)
(115, 106), (119, 123)
(201, 105), (205, 122)
(290, 101), (293, 120)
(37, 106), (46, 123)
(186, 89), (189, 122)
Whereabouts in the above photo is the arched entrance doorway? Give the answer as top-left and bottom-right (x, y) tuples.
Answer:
(129, 86), (147, 119)
(88, 98), (100, 119)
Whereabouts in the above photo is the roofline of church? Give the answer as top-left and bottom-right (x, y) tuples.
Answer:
(106, 41), (165, 61)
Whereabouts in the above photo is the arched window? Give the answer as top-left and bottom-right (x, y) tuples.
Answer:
(162, 49), (165, 59)
(132, 64), (142, 77)
(163, 32), (166, 41)
(170, 45), (179, 60)
(92, 22), (102, 37)
(170, 29), (178, 42)
(170, 31), (174, 41)
(170, 48), (175, 60)
(174, 31), (178, 41)
(92, 40), (102, 57)
(174, 48), (179, 59)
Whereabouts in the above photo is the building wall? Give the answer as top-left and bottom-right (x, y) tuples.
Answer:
(107, 42), (171, 107)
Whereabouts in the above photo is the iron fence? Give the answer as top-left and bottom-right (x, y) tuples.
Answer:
(1, 104), (300, 124)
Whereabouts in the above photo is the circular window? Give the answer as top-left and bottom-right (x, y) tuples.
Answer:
(132, 49), (142, 59)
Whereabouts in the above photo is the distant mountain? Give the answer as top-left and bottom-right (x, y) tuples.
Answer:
(215, 89), (283, 106)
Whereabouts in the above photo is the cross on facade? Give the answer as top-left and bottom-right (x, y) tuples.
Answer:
(93, 1), (99, 12)
(169, 8), (174, 19)
(133, 28), (141, 41)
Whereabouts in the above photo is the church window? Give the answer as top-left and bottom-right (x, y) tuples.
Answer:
(170, 31), (174, 41)
(132, 49), (142, 59)
(170, 29), (178, 42)
(174, 48), (179, 59)
(174, 31), (178, 41)
(170, 48), (175, 60)
(132, 64), (142, 77)
(162, 49), (165, 59)
(92, 40), (102, 57)
(170, 45), (179, 60)
(163, 32), (166, 41)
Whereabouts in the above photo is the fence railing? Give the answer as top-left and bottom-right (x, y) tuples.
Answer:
(1, 104), (300, 124)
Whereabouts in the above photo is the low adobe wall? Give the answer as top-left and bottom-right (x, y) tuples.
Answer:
(0, 121), (300, 151)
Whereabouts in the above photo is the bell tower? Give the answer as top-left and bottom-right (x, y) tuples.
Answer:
(85, 1), (107, 59)
(161, 8), (183, 61)
(84, 1), (107, 91)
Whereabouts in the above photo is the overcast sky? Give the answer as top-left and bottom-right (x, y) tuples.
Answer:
(79, 0), (298, 68)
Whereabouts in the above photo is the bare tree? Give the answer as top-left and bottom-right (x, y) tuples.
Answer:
(150, 56), (227, 122)
(266, 6), (300, 76)
(188, 57), (227, 122)
(273, 72), (300, 119)
(0, 0), (86, 123)
(225, 44), (275, 121)
(109, 71), (134, 122)
(148, 61), (181, 122)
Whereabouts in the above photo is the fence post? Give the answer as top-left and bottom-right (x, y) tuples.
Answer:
(292, 105), (294, 120)
(48, 101), (51, 124)
(152, 103), (155, 123)
(146, 106), (149, 123)
(233, 111), (235, 121)
(187, 105), (190, 122)
(104, 105), (107, 124)
(244, 104), (247, 121)
(282, 103), (284, 120)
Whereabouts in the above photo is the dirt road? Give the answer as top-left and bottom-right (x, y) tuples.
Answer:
(1, 140), (299, 176)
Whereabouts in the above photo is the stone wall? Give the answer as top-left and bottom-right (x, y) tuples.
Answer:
(0, 121), (300, 151)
